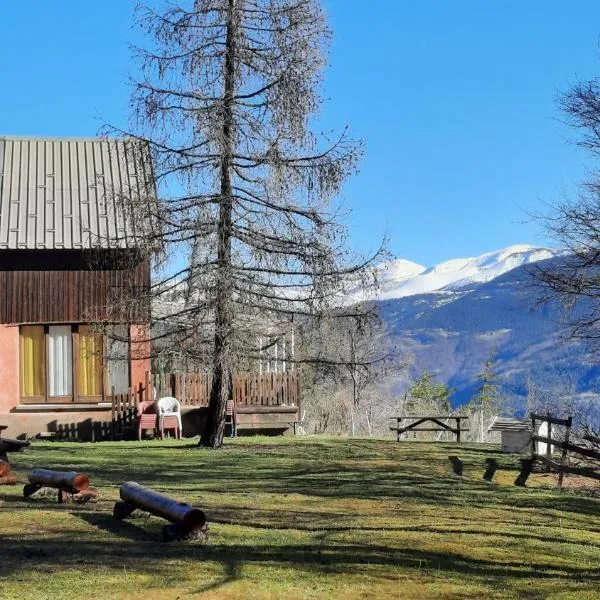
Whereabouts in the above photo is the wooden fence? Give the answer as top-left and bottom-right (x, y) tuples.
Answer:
(516, 412), (600, 487)
(111, 388), (140, 440)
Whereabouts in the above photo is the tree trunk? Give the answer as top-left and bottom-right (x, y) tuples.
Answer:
(200, 0), (236, 448)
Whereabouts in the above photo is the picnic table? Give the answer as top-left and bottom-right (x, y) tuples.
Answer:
(390, 415), (469, 442)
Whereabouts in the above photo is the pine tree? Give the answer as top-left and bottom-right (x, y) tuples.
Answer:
(407, 371), (452, 413)
(471, 352), (501, 442)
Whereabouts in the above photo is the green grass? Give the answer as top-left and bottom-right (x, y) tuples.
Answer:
(1, 438), (600, 599)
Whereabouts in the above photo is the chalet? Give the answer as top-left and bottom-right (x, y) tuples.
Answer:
(0, 136), (152, 439)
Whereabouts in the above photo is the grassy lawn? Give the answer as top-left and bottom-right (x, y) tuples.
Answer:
(2, 438), (600, 599)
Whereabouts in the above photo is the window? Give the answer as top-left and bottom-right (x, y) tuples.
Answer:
(78, 326), (103, 397)
(20, 326), (46, 398)
(107, 325), (130, 395)
(48, 325), (73, 397)
(19, 324), (129, 403)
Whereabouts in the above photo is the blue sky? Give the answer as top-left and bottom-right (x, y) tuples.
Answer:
(1, 1), (600, 266)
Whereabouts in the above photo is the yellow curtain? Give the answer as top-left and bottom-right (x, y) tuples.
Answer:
(20, 326), (45, 397)
(79, 327), (103, 396)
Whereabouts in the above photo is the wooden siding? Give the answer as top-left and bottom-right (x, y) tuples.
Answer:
(0, 260), (150, 324)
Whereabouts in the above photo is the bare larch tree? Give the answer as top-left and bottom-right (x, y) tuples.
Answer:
(112, 0), (381, 447)
(533, 74), (600, 344)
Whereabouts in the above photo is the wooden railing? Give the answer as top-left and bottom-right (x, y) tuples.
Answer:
(151, 370), (300, 407)
(111, 370), (300, 439)
(233, 371), (300, 406)
(111, 374), (155, 440)
(515, 412), (600, 488)
(111, 389), (139, 440)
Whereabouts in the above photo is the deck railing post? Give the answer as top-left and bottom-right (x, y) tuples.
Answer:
(111, 386), (116, 441)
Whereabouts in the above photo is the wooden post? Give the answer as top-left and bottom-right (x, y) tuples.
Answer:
(515, 458), (534, 487)
(557, 416), (573, 489)
(456, 417), (461, 443)
(449, 456), (463, 475)
(483, 458), (498, 482)
(530, 413), (537, 457)
(111, 386), (116, 441)
(546, 413), (552, 459)
(145, 371), (151, 403)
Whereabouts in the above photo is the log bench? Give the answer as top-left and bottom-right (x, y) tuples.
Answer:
(0, 430), (30, 485)
(0, 437), (31, 459)
(114, 481), (208, 541)
(23, 469), (98, 504)
(0, 459), (16, 485)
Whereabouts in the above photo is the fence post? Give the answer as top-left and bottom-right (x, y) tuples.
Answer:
(111, 386), (116, 441)
(558, 416), (573, 489)
(144, 371), (150, 403)
(546, 413), (552, 459)
(530, 413), (536, 457)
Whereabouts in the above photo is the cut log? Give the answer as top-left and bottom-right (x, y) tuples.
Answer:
(0, 473), (17, 485)
(28, 469), (89, 493)
(0, 459), (11, 477)
(59, 487), (99, 504)
(0, 438), (30, 454)
(115, 481), (206, 540)
(74, 488), (99, 503)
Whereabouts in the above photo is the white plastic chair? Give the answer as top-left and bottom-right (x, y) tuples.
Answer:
(157, 396), (182, 439)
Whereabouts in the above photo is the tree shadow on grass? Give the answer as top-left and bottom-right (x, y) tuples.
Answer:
(2, 528), (600, 587)
(205, 505), (600, 548)
(76, 511), (155, 542)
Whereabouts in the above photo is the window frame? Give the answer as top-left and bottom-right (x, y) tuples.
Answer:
(18, 324), (129, 405)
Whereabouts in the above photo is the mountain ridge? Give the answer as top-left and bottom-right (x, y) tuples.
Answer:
(372, 243), (560, 300)
(372, 244), (600, 414)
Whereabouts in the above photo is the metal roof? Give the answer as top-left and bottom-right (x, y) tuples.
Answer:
(488, 417), (532, 432)
(0, 136), (154, 250)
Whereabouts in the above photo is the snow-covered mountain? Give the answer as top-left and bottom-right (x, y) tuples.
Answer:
(372, 244), (559, 300)
(372, 244), (600, 415)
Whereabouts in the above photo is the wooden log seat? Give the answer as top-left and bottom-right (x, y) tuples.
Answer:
(0, 437), (30, 462)
(0, 459), (16, 485)
(23, 469), (98, 503)
(114, 481), (208, 542)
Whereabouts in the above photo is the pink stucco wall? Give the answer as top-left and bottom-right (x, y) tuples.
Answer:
(130, 324), (151, 393)
(0, 324), (19, 414)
